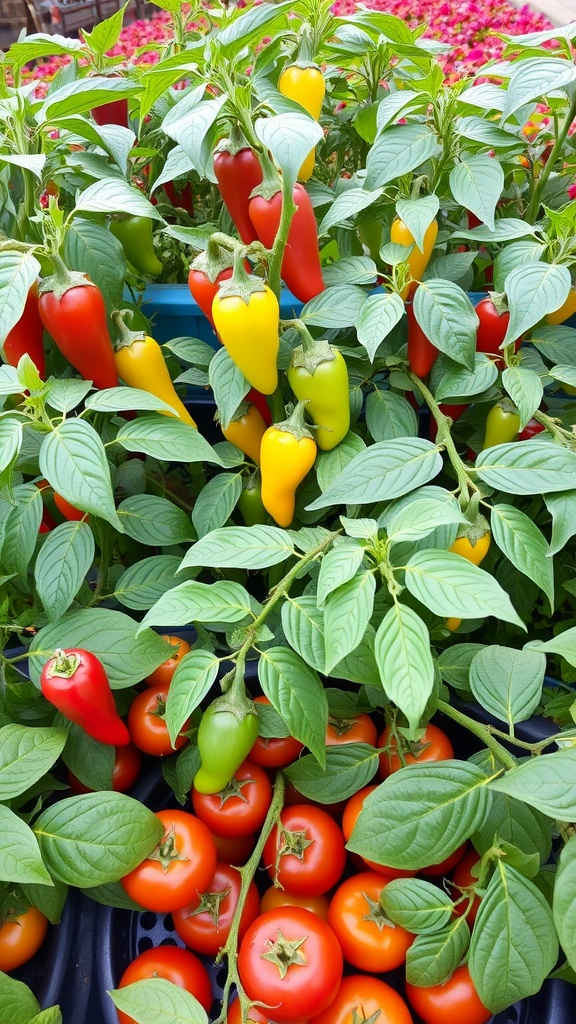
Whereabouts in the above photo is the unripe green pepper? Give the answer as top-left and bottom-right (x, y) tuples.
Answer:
(193, 695), (259, 795)
(110, 216), (163, 278)
(238, 474), (268, 526)
(482, 400), (520, 450)
(286, 324), (350, 451)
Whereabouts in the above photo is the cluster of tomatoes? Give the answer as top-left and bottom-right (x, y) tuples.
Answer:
(82, 638), (494, 1024)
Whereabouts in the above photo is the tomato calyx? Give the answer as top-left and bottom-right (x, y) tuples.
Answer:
(148, 823), (189, 873)
(147, 694), (167, 720)
(328, 715), (359, 738)
(276, 824), (314, 867)
(361, 891), (395, 931)
(261, 928), (307, 978)
(216, 773), (255, 806)
(352, 1011), (381, 1024)
(188, 885), (232, 925)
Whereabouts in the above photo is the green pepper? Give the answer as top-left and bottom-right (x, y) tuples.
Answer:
(110, 216), (163, 278)
(286, 323), (350, 451)
(238, 474), (268, 526)
(193, 695), (259, 794)
(357, 216), (383, 265)
(482, 400), (520, 450)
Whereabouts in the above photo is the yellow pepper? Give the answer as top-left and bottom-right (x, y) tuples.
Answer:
(390, 217), (438, 300)
(278, 62), (325, 182)
(260, 402), (317, 527)
(212, 256), (279, 396)
(111, 310), (196, 426)
(546, 288), (576, 325)
(221, 402), (267, 464)
(450, 531), (491, 567)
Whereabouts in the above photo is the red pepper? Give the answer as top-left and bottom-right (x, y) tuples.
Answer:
(406, 296), (438, 378)
(91, 98), (129, 128)
(475, 296), (521, 369)
(188, 239), (238, 328)
(213, 138), (263, 245)
(3, 284), (45, 378)
(40, 648), (130, 746)
(467, 212), (482, 229)
(517, 417), (545, 441)
(38, 255), (118, 390)
(429, 403), (467, 441)
(54, 492), (87, 521)
(249, 183), (324, 304)
(163, 180), (195, 217)
(246, 387), (272, 426)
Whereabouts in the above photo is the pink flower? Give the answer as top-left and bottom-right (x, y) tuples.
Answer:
(568, 184), (576, 200)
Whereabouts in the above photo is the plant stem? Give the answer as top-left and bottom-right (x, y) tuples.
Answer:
(408, 370), (477, 507)
(437, 699), (517, 771)
(526, 95), (576, 223)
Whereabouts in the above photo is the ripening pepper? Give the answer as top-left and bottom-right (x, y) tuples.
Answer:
(260, 402), (317, 527)
(482, 400), (520, 450)
(286, 326), (350, 450)
(112, 309), (196, 426)
(249, 182), (324, 304)
(391, 217), (438, 300)
(237, 474), (268, 526)
(3, 283), (45, 378)
(406, 296), (438, 379)
(211, 255), (279, 395)
(40, 648), (130, 746)
(221, 402), (267, 464)
(110, 216), (163, 279)
(188, 239), (245, 329)
(213, 133), (263, 245)
(38, 255), (118, 390)
(546, 288), (576, 325)
(475, 296), (521, 368)
(193, 694), (259, 794)
(278, 60), (325, 181)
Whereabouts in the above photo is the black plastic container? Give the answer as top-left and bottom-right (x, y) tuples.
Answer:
(15, 888), (79, 1014)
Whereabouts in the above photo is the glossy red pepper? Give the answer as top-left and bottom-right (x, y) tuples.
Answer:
(38, 255), (118, 390)
(475, 296), (521, 369)
(91, 97), (129, 128)
(188, 240), (242, 328)
(246, 388), (272, 426)
(249, 183), (324, 303)
(406, 297), (438, 378)
(163, 180), (194, 217)
(517, 417), (545, 440)
(429, 403), (467, 441)
(40, 648), (130, 746)
(213, 139), (263, 245)
(3, 283), (45, 378)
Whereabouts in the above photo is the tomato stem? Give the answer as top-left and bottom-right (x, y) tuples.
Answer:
(436, 700), (517, 772)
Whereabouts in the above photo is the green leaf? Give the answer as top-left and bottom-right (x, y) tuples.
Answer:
(324, 570), (376, 673)
(34, 793), (164, 887)
(74, 177), (161, 220)
(0, 483), (43, 582)
(138, 580), (252, 633)
(0, 419), (22, 482)
(454, 115), (524, 148)
(322, 257), (378, 287)
(115, 414), (222, 465)
(255, 112), (323, 191)
(163, 95), (227, 181)
(0, 971), (41, 1024)
(114, 555), (188, 611)
(526, 625), (576, 668)
(281, 595), (326, 673)
(376, 89), (425, 132)
(319, 187), (382, 235)
(469, 646), (546, 729)
(489, 747), (576, 819)
(307, 438), (443, 511)
(191, 472), (242, 538)
(531, 324), (576, 364)
(348, 761), (493, 870)
(28, 608), (172, 690)
(0, 805), (52, 885)
(117, 494), (194, 547)
(39, 419), (122, 530)
(332, 627), (382, 688)
(217, 0), (290, 54)
(374, 604), (435, 735)
(475, 439), (576, 494)
(503, 262), (572, 346)
(80, 880), (145, 911)
(553, 834), (576, 971)
(544, 491), (576, 555)
(81, 1), (127, 59)
(356, 292), (405, 360)
(179, 525), (294, 570)
(549, 365), (576, 389)
(63, 726), (114, 792)
(0, 250), (41, 346)
(493, 239), (547, 291)
(46, 379), (92, 414)
(469, 862), (558, 1013)
(434, 354), (498, 401)
(381, 877), (455, 933)
(364, 390), (418, 442)
(395, 196), (440, 252)
(38, 77), (140, 123)
(365, 124), (440, 189)
(452, 218), (537, 243)
(208, 347), (250, 430)
(30, 1007), (63, 1024)
(386, 496), (467, 543)
(406, 916), (470, 987)
(315, 432), (366, 492)
(490, 503), (554, 607)
(64, 219), (125, 313)
(438, 643), (484, 694)
(449, 154), (504, 230)
(108, 977), (208, 1024)
(85, 386), (179, 416)
(501, 366), (544, 430)
(284, 743), (378, 803)
(258, 647), (329, 768)
(22, 878), (68, 925)
(34, 521), (95, 621)
(472, 791), (552, 863)
(302, 285), (368, 328)
(413, 280), (479, 370)
(503, 57), (576, 119)
(165, 650), (220, 746)
(0, 725), (67, 800)
(404, 549), (525, 627)
(317, 542), (366, 608)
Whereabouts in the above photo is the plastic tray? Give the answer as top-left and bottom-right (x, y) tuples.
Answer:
(16, 888), (79, 1013)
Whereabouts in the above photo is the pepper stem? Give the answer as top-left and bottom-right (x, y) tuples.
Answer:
(38, 252), (91, 300)
(111, 309), (145, 352)
(216, 247), (266, 305)
(46, 649), (81, 678)
(275, 400), (315, 440)
(190, 237), (234, 284)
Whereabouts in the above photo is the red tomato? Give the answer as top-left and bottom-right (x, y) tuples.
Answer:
(144, 635), (191, 687)
(283, 780), (346, 819)
(326, 713), (377, 746)
(420, 842), (467, 877)
(128, 682), (188, 756)
(212, 831), (256, 865)
(405, 965), (491, 1024)
(378, 723), (454, 779)
(249, 696), (304, 768)
(262, 805), (346, 896)
(260, 886), (330, 921)
(0, 906), (48, 972)
(226, 999), (308, 1023)
(238, 907), (343, 1023)
(309, 974), (413, 1024)
(121, 809), (217, 912)
(192, 759), (272, 837)
(67, 743), (141, 795)
(452, 849), (482, 924)
(328, 872), (414, 972)
(116, 945), (212, 1024)
(172, 862), (260, 956)
(342, 786), (417, 879)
